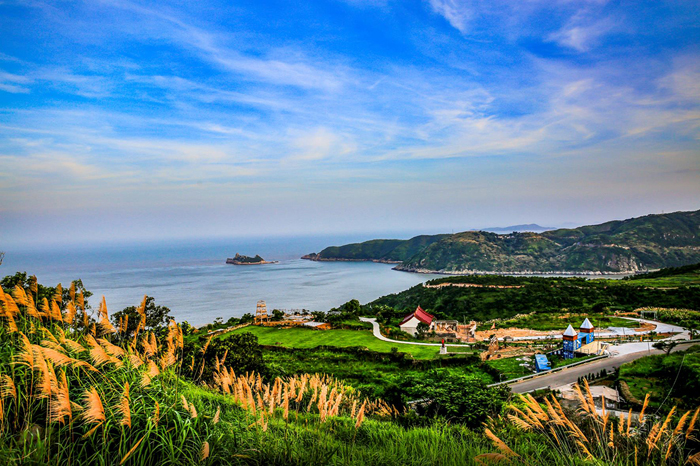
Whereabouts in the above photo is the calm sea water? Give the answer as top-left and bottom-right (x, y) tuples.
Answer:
(2, 236), (441, 326)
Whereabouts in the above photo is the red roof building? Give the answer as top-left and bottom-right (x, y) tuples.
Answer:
(399, 306), (435, 335)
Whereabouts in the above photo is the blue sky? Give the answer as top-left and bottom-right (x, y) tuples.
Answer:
(0, 0), (699, 246)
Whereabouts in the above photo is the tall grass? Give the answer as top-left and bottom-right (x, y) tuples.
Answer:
(2, 277), (699, 465)
(483, 379), (700, 465)
(0, 279), (402, 465)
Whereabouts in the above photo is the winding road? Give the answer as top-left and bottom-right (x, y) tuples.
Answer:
(359, 317), (472, 348)
(359, 316), (694, 393)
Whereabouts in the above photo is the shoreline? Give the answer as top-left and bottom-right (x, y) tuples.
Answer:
(301, 255), (402, 264)
(301, 255), (647, 275)
(226, 260), (280, 265)
(392, 265), (643, 276)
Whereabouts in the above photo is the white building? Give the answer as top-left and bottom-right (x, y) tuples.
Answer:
(399, 306), (435, 336)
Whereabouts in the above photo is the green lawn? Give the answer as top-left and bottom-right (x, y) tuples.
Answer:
(222, 325), (457, 359)
(624, 272), (700, 288)
(486, 356), (534, 380)
(618, 345), (700, 410)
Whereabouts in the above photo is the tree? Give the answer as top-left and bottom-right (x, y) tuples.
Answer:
(111, 296), (172, 339)
(653, 340), (679, 356)
(416, 322), (430, 338)
(403, 370), (509, 428)
(272, 309), (285, 321)
(210, 332), (264, 372)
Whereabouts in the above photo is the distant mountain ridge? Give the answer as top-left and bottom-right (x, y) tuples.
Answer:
(482, 224), (555, 233)
(302, 209), (700, 274)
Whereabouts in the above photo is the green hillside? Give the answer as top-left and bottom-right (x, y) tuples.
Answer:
(369, 264), (700, 323)
(305, 209), (700, 273)
(303, 234), (449, 262)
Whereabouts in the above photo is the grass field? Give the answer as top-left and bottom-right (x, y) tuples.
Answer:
(485, 356), (533, 380)
(624, 271), (700, 288)
(222, 325), (467, 359)
(618, 345), (700, 410)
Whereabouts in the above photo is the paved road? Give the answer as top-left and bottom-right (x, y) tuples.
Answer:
(509, 341), (696, 394)
(358, 317), (472, 348)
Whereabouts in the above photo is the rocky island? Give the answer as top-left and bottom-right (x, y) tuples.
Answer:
(226, 253), (279, 265)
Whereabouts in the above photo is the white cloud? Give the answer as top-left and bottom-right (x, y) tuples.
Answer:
(548, 15), (616, 52)
(428, 0), (472, 33)
(0, 71), (31, 93)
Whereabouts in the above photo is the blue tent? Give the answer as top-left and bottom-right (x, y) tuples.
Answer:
(535, 354), (551, 372)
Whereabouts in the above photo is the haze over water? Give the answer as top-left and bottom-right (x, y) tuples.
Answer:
(2, 235), (442, 326)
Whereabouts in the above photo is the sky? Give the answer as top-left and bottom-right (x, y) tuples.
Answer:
(0, 0), (699, 248)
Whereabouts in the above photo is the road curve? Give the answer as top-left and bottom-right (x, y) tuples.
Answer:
(510, 341), (696, 394)
(358, 317), (472, 348)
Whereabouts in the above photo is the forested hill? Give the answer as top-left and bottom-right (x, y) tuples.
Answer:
(304, 209), (700, 273)
(369, 263), (700, 323)
(302, 234), (450, 263)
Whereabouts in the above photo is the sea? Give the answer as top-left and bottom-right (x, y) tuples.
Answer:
(2, 235), (442, 326)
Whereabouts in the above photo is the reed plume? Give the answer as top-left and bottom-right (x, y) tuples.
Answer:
(50, 301), (63, 322)
(29, 275), (38, 296)
(0, 375), (16, 399)
(152, 401), (160, 426)
(54, 283), (62, 303)
(120, 435), (146, 465)
(98, 338), (125, 358)
(49, 371), (72, 424)
(117, 382), (131, 428)
(64, 302), (77, 324)
(11, 285), (29, 307)
(484, 428), (518, 457)
(201, 441), (210, 461)
(83, 386), (105, 424)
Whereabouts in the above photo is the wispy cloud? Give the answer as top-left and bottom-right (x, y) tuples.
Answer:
(428, 0), (472, 34)
(0, 70), (31, 93)
(0, 0), (698, 244)
(548, 15), (617, 52)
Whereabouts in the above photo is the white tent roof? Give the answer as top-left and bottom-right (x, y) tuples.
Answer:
(563, 324), (577, 337)
(580, 318), (594, 329)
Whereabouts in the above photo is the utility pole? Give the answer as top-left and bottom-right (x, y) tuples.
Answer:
(0, 252), (4, 266)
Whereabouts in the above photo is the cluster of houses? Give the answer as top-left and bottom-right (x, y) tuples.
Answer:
(399, 306), (477, 342)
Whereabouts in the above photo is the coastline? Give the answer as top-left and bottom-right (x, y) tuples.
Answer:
(301, 255), (645, 276)
(301, 255), (402, 264)
(392, 265), (646, 276)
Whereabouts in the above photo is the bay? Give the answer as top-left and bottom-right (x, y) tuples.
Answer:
(2, 235), (441, 326)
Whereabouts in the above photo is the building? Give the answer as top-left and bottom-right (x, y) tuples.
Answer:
(303, 321), (331, 330)
(579, 318), (595, 344)
(399, 306), (434, 336)
(556, 383), (620, 411)
(535, 354), (552, 372)
(432, 319), (477, 342)
(561, 319), (596, 359)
